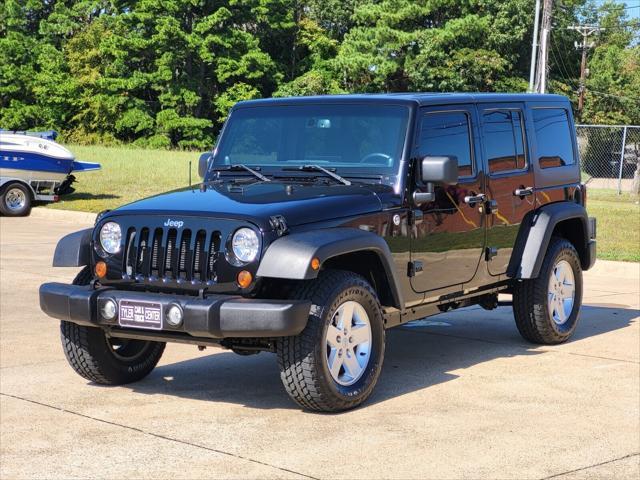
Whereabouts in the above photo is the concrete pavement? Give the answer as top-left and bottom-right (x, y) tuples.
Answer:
(1, 208), (639, 479)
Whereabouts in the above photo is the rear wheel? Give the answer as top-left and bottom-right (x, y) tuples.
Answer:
(0, 182), (32, 216)
(513, 237), (583, 344)
(60, 267), (166, 385)
(276, 270), (385, 412)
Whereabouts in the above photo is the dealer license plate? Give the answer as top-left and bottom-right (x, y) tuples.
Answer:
(118, 300), (163, 330)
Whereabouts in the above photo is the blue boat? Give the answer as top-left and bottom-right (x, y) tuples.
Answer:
(0, 130), (100, 215)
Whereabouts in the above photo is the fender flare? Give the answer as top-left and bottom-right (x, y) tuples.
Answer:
(507, 202), (591, 279)
(53, 228), (93, 267)
(256, 228), (404, 309)
(0, 177), (36, 199)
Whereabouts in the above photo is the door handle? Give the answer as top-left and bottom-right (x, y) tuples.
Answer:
(464, 193), (486, 205)
(514, 186), (534, 197)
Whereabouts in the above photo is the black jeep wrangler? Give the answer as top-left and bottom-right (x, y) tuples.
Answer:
(40, 93), (596, 412)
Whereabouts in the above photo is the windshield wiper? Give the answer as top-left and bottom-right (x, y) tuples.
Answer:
(212, 164), (270, 182)
(282, 165), (351, 186)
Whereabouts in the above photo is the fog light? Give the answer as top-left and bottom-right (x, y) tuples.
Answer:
(100, 299), (117, 320)
(237, 270), (252, 288)
(166, 304), (183, 327)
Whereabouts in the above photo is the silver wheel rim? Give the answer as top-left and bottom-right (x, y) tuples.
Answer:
(325, 300), (372, 386)
(5, 188), (26, 211)
(548, 259), (576, 325)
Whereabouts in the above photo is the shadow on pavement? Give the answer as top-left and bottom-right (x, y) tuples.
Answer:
(58, 193), (120, 201)
(118, 304), (637, 410)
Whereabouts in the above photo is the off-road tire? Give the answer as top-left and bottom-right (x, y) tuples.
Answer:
(60, 267), (166, 385)
(276, 270), (385, 412)
(0, 182), (32, 216)
(513, 237), (583, 344)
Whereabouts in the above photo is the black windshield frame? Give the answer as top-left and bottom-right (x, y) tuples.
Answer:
(207, 103), (411, 184)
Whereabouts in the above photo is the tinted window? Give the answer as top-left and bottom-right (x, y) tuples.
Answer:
(533, 108), (575, 169)
(483, 110), (527, 174)
(215, 104), (409, 176)
(419, 111), (474, 177)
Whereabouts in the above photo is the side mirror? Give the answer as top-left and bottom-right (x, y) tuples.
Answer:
(198, 153), (211, 179)
(420, 155), (458, 185)
(413, 155), (459, 205)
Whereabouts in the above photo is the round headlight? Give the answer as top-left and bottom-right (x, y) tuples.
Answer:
(99, 222), (122, 254)
(231, 228), (259, 263)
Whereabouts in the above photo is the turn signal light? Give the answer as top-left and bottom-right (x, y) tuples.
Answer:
(311, 257), (321, 271)
(95, 261), (107, 278)
(237, 270), (253, 288)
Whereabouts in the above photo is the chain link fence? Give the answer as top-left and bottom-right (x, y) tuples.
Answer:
(576, 124), (640, 194)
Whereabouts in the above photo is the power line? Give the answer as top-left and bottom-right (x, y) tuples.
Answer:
(567, 24), (604, 112)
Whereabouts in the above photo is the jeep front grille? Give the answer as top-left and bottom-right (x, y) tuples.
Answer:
(123, 226), (222, 283)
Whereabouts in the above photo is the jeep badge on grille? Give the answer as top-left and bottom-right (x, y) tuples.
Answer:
(164, 219), (184, 228)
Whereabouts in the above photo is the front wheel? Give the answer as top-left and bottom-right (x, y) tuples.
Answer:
(60, 267), (165, 385)
(277, 270), (385, 412)
(513, 237), (584, 344)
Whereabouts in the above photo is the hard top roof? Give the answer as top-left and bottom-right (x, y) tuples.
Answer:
(234, 92), (569, 109)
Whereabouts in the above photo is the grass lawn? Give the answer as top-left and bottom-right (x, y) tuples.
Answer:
(586, 189), (640, 262)
(45, 145), (197, 214)
(45, 145), (639, 262)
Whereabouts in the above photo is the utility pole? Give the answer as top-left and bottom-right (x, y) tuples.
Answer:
(528, 0), (542, 92)
(568, 25), (603, 112)
(534, 0), (554, 93)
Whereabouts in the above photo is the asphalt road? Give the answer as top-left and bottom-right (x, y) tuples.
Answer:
(1, 208), (639, 479)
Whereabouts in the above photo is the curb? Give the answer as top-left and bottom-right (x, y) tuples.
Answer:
(30, 207), (96, 225)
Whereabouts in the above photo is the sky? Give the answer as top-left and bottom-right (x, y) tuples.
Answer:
(592, 0), (640, 20)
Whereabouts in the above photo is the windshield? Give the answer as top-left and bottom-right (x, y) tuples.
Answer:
(210, 104), (409, 181)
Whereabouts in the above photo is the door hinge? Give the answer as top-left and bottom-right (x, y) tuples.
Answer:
(408, 260), (424, 277)
(485, 199), (499, 215)
(408, 209), (424, 226)
(485, 246), (498, 261)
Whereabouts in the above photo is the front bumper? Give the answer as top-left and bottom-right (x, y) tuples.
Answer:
(39, 283), (311, 339)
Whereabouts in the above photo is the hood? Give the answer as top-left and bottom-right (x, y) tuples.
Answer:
(108, 180), (387, 228)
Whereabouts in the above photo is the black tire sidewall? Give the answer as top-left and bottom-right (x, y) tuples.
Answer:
(0, 183), (31, 216)
(542, 240), (583, 338)
(88, 329), (165, 383)
(62, 266), (166, 384)
(313, 279), (385, 404)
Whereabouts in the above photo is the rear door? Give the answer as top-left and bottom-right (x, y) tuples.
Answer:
(410, 105), (486, 292)
(479, 103), (536, 276)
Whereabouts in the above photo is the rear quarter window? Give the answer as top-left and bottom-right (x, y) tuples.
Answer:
(532, 108), (575, 169)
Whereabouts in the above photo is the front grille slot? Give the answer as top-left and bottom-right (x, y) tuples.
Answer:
(164, 229), (177, 277)
(208, 231), (222, 281)
(193, 230), (207, 280)
(178, 229), (192, 279)
(124, 228), (136, 276)
(150, 228), (163, 276)
(120, 223), (231, 288)
(136, 228), (150, 276)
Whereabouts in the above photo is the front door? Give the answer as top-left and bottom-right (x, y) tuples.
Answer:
(479, 103), (536, 276)
(410, 106), (486, 293)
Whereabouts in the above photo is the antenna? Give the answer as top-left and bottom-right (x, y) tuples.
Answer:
(189, 160), (192, 188)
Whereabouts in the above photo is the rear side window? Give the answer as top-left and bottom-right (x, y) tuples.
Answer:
(419, 111), (474, 177)
(532, 108), (575, 169)
(482, 109), (527, 174)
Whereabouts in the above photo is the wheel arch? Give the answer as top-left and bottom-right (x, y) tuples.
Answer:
(322, 250), (397, 309)
(256, 228), (404, 310)
(507, 202), (592, 279)
(0, 178), (36, 200)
